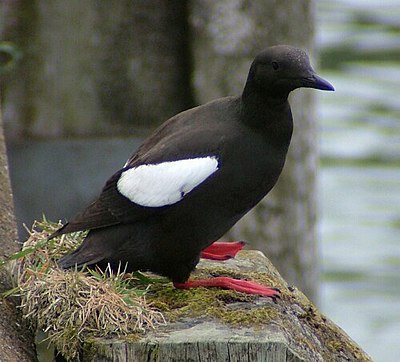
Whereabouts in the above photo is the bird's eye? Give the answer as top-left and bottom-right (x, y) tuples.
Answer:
(272, 61), (279, 70)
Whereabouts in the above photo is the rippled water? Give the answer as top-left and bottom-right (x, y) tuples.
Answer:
(317, 1), (400, 360)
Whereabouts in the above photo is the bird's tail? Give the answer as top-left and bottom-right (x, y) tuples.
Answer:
(57, 230), (111, 269)
(58, 246), (106, 269)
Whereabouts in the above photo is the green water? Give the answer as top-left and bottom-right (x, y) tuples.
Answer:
(317, 1), (400, 360)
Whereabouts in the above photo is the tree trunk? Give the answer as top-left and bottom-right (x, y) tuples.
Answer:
(0, 100), (37, 361)
(190, 0), (319, 301)
(1, 0), (194, 139)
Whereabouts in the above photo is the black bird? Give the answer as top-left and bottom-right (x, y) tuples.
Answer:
(50, 45), (334, 297)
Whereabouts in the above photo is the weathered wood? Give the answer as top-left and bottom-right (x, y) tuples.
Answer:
(90, 326), (302, 362)
(83, 251), (372, 362)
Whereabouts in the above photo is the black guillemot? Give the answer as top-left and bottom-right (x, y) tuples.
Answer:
(50, 45), (334, 298)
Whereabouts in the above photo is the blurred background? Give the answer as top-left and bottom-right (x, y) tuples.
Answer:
(1, 1), (399, 361)
(317, 1), (400, 361)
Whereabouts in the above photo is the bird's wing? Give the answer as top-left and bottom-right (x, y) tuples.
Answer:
(49, 101), (236, 238)
(117, 156), (219, 207)
(50, 157), (221, 238)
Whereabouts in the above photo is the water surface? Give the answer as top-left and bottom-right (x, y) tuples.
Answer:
(317, 1), (400, 360)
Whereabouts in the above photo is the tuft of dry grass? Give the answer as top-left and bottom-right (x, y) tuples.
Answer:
(5, 219), (165, 361)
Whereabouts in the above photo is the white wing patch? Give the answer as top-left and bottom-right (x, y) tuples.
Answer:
(117, 156), (219, 207)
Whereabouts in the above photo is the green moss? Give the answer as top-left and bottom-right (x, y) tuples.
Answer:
(214, 305), (278, 325)
(82, 338), (109, 361)
(123, 333), (143, 343)
(146, 271), (279, 327)
(328, 340), (343, 352)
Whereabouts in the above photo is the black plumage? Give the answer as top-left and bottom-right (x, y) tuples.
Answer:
(50, 45), (334, 296)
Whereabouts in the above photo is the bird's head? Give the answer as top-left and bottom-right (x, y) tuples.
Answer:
(245, 45), (334, 100)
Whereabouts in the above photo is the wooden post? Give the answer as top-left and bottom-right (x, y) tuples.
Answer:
(82, 251), (372, 362)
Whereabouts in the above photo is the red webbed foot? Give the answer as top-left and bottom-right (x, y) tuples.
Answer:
(200, 241), (246, 260)
(173, 277), (280, 299)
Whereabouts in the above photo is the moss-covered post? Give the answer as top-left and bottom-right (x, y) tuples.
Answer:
(81, 251), (372, 362)
(190, 0), (320, 302)
(9, 222), (372, 361)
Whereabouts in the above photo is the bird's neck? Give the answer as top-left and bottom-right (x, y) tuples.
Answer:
(241, 83), (292, 130)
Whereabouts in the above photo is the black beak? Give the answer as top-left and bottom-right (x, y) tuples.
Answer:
(302, 73), (335, 91)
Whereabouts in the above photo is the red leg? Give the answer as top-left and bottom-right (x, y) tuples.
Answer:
(200, 241), (246, 260)
(174, 277), (280, 299)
